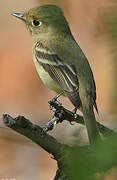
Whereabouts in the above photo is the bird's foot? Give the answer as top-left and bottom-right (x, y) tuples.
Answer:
(48, 92), (63, 111)
(43, 110), (64, 132)
(49, 99), (62, 111)
(43, 116), (58, 132)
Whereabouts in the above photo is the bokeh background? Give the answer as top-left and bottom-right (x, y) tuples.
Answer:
(0, 0), (117, 179)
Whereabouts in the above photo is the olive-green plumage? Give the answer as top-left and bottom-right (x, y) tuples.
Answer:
(12, 4), (100, 144)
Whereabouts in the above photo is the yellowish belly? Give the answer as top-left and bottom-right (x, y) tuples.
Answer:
(33, 58), (62, 94)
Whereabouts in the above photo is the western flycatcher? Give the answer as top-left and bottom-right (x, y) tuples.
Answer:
(12, 4), (100, 144)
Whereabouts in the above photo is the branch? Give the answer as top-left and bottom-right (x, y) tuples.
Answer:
(3, 114), (63, 156)
(2, 113), (117, 180)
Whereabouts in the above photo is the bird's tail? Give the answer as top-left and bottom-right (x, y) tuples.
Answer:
(81, 96), (100, 145)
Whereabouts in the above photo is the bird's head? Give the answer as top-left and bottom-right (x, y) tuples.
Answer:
(12, 4), (71, 40)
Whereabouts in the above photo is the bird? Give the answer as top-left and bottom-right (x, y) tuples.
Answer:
(12, 4), (100, 145)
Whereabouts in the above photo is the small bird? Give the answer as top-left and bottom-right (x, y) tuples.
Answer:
(12, 4), (100, 144)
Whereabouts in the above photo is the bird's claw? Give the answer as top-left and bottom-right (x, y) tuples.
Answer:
(49, 98), (62, 111)
(69, 121), (74, 125)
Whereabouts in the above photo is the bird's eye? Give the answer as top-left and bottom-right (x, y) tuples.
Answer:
(32, 20), (42, 27)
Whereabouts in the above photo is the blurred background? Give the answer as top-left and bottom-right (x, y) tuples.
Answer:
(0, 0), (117, 179)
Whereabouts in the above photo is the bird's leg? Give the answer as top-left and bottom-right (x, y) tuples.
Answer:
(46, 91), (64, 131)
(43, 109), (64, 132)
(49, 91), (64, 110)
(72, 107), (78, 119)
(52, 91), (64, 101)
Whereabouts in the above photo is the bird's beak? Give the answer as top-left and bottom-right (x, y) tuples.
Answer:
(12, 13), (26, 22)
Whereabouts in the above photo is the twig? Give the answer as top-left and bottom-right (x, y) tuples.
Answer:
(43, 100), (115, 136)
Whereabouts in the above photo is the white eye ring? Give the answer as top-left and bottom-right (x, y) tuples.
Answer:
(32, 20), (42, 27)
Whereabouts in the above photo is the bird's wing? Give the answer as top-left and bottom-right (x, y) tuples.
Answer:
(34, 42), (81, 107)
